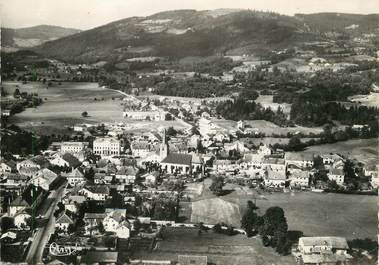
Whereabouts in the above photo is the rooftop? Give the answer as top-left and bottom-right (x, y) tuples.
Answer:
(285, 152), (314, 161)
(329, 167), (344, 176)
(83, 251), (118, 264)
(161, 153), (192, 166)
(299, 236), (349, 249)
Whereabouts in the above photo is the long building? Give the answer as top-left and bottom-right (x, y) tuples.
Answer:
(93, 137), (121, 157)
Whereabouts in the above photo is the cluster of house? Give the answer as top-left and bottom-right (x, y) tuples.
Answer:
(1, 115), (378, 264)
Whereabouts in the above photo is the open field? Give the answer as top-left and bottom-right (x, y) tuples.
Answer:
(225, 191), (377, 240)
(287, 138), (379, 165)
(3, 82), (124, 133)
(191, 197), (241, 227)
(348, 92), (379, 108)
(131, 227), (296, 265)
(255, 95), (292, 115)
(3, 82), (189, 134)
(187, 180), (377, 240)
(213, 119), (328, 136)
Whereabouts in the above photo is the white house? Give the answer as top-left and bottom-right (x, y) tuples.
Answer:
(16, 156), (50, 171)
(327, 168), (345, 186)
(224, 140), (249, 153)
(56, 212), (74, 232)
(263, 158), (286, 172)
(14, 211), (31, 228)
(63, 168), (85, 186)
(1, 160), (16, 173)
(264, 168), (287, 187)
(93, 137), (121, 157)
(80, 186), (109, 201)
(142, 172), (158, 186)
(321, 153), (344, 166)
(160, 153), (193, 175)
(285, 153), (314, 169)
(115, 166), (138, 184)
(31, 168), (59, 191)
(294, 237), (351, 265)
(288, 169), (310, 188)
(103, 211), (130, 239)
(130, 141), (152, 157)
(61, 142), (88, 154)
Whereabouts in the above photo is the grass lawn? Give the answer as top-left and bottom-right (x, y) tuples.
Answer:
(287, 138), (379, 165)
(255, 95), (292, 115)
(131, 227), (296, 265)
(4, 81), (124, 134)
(187, 180), (377, 240)
(225, 191), (377, 240)
(348, 93), (379, 108)
(3, 81), (190, 134)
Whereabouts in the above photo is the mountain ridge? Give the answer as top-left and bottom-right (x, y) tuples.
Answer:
(4, 9), (379, 63)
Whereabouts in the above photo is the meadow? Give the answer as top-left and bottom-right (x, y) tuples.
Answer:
(3, 82), (189, 134)
(3, 82), (124, 134)
(131, 227), (297, 265)
(348, 92), (379, 108)
(188, 180), (377, 240)
(287, 138), (379, 165)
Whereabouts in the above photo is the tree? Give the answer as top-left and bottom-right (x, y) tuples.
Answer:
(165, 113), (173, 121)
(81, 111), (88, 117)
(109, 189), (124, 208)
(166, 126), (177, 136)
(286, 136), (304, 151)
(133, 219), (141, 233)
(209, 176), (224, 196)
(258, 206), (289, 253)
(1, 217), (15, 232)
(84, 167), (95, 182)
(241, 200), (259, 237)
(97, 221), (105, 234)
(313, 155), (324, 169)
(67, 223), (76, 234)
(213, 223), (223, 233)
(13, 88), (20, 98)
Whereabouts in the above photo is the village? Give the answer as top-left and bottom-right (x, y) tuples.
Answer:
(0, 91), (378, 264)
(1, 5), (379, 265)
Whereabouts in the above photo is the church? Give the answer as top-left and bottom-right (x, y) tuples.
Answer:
(159, 129), (204, 175)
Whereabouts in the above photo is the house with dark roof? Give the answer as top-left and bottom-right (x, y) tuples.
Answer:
(8, 185), (46, 216)
(293, 236), (351, 265)
(62, 168), (85, 186)
(55, 212), (74, 232)
(30, 168), (59, 191)
(327, 167), (345, 186)
(3, 173), (28, 186)
(1, 160), (16, 173)
(84, 213), (107, 235)
(285, 153), (314, 169)
(49, 153), (81, 168)
(116, 166), (139, 184)
(80, 185), (110, 201)
(161, 153), (193, 175)
(16, 155), (50, 171)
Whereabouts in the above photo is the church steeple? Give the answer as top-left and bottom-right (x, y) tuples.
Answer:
(160, 129), (169, 159)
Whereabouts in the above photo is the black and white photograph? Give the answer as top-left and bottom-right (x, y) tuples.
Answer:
(0, 0), (378, 264)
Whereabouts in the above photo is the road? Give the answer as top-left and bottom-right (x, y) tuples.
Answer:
(25, 182), (67, 265)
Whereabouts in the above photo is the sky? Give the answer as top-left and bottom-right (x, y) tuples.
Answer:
(2, 0), (379, 30)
